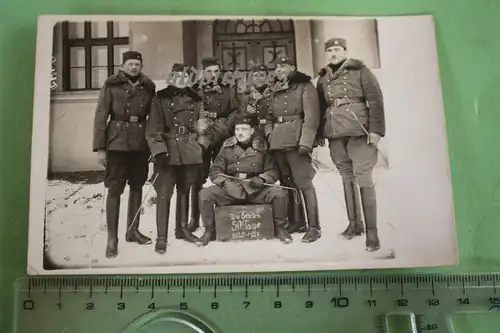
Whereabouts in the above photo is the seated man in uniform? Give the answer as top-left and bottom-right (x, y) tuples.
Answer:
(196, 113), (293, 246)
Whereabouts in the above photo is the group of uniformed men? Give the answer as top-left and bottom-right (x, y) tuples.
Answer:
(92, 36), (386, 259)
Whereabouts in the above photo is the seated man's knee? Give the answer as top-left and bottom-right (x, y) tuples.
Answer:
(270, 187), (287, 199)
(200, 186), (217, 202)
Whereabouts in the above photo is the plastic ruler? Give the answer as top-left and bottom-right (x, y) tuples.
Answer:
(12, 272), (500, 332)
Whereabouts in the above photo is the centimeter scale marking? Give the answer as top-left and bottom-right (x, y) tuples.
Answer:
(14, 273), (500, 333)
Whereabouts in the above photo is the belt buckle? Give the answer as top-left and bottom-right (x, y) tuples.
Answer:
(334, 98), (341, 107)
(209, 112), (217, 118)
(259, 119), (267, 124)
(237, 173), (247, 179)
(277, 116), (284, 123)
(177, 125), (187, 135)
(129, 116), (139, 123)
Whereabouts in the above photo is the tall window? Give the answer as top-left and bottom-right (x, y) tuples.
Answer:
(61, 21), (130, 91)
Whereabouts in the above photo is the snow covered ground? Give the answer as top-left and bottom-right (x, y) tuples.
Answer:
(43, 156), (396, 271)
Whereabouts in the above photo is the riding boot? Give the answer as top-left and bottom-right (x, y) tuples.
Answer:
(301, 187), (322, 243)
(196, 194), (216, 246)
(284, 177), (307, 234)
(125, 189), (152, 245)
(175, 193), (183, 239)
(187, 182), (202, 232)
(341, 181), (364, 240)
(177, 191), (200, 243)
(360, 186), (380, 252)
(105, 194), (120, 258)
(155, 194), (170, 254)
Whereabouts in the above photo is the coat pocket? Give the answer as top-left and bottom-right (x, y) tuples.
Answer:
(269, 119), (302, 149)
(179, 134), (203, 165)
(106, 121), (124, 146)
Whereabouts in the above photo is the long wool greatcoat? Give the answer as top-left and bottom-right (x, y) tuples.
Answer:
(266, 71), (321, 151)
(92, 70), (156, 152)
(316, 58), (385, 139)
(145, 86), (211, 166)
(209, 135), (279, 199)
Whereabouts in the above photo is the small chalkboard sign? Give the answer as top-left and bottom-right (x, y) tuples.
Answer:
(214, 204), (275, 242)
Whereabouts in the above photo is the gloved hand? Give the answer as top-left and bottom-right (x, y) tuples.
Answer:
(249, 176), (265, 188)
(154, 153), (169, 169)
(298, 145), (312, 156)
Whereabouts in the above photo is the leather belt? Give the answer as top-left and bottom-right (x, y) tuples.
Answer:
(275, 114), (304, 123)
(110, 114), (146, 123)
(333, 97), (365, 107)
(173, 125), (193, 135)
(204, 111), (228, 120)
(229, 172), (258, 179)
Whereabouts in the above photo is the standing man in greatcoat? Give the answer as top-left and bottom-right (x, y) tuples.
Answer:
(316, 37), (385, 252)
(186, 57), (240, 233)
(266, 57), (322, 243)
(92, 51), (156, 258)
(231, 63), (308, 234)
(145, 63), (211, 254)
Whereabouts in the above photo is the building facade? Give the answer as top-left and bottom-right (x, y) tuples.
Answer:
(49, 18), (383, 173)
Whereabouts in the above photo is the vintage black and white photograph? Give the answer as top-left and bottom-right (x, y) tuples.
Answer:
(27, 14), (457, 274)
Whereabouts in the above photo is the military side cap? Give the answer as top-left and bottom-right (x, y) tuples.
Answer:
(122, 51), (143, 63)
(325, 37), (347, 50)
(250, 64), (269, 72)
(233, 113), (258, 127)
(273, 56), (295, 66)
(202, 57), (220, 68)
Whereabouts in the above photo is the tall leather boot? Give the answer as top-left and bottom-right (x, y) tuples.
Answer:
(155, 194), (170, 254)
(360, 186), (380, 252)
(175, 193), (183, 239)
(301, 187), (322, 243)
(125, 189), (152, 245)
(187, 182), (202, 232)
(272, 190), (293, 244)
(196, 193), (217, 246)
(105, 194), (120, 258)
(283, 177), (307, 234)
(177, 191), (200, 243)
(341, 181), (364, 240)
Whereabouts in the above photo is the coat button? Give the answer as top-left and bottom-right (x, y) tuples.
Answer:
(344, 88), (347, 91)
(344, 76), (347, 79)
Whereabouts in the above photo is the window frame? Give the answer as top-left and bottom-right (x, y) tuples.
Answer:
(61, 21), (129, 91)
